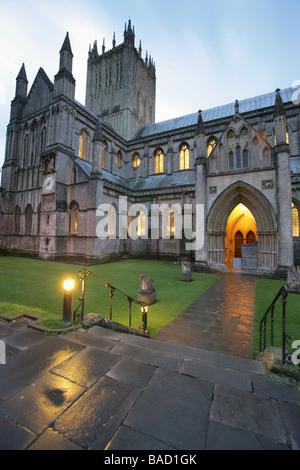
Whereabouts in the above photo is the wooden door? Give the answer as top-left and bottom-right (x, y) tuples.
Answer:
(235, 231), (243, 258)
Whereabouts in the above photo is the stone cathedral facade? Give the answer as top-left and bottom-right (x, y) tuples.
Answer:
(0, 23), (300, 275)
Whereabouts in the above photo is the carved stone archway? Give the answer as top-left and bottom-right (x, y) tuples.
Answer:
(207, 181), (278, 271)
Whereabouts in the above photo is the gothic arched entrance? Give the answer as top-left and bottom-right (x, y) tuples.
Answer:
(225, 203), (258, 269)
(207, 181), (278, 272)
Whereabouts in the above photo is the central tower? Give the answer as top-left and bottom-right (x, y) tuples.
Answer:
(85, 20), (156, 140)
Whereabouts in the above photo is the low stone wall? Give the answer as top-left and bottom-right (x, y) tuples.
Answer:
(81, 312), (150, 338)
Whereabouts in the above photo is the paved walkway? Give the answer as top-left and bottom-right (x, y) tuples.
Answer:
(155, 272), (256, 358)
(0, 318), (300, 450)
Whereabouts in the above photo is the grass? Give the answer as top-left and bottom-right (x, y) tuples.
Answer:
(253, 278), (300, 355)
(1, 254), (298, 350)
(0, 255), (219, 337)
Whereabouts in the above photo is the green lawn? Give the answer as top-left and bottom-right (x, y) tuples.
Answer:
(1, 255), (299, 350)
(253, 278), (300, 355)
(0, 255), (219, 337)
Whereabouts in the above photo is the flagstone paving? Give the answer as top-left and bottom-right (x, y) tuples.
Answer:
(0, 323), (299, 450)
(0, 273), (299, 451)
(154, 272), (256, 358)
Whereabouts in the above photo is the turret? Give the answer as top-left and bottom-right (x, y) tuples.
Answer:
(15, 63), (28, 99)
(234, 99), (239, 114)
(54, 32), (75, 100)
(273, 88), (293, 272)
(195, 110), (207, 160)
(124, 19), (135, 46)
(194, 109), (208, 271)
(10, 63), (28, 121)
(274, 89), (288, 147)
(91, 120), (104, 175)
(59, 32), (73, 73)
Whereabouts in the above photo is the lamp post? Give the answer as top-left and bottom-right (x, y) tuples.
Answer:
(63, 279), (74, 327)
(141, 305), (148, 335)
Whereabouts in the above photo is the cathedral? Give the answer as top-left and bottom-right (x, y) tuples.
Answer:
(0, 22), (300, 275)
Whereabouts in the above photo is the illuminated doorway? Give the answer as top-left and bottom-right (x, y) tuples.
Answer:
(225, 203), (258, 269)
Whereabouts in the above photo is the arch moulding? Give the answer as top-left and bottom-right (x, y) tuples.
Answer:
(206, 181), (278, 271)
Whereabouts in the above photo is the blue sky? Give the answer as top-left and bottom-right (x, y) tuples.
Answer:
(1, 0), (300, 169)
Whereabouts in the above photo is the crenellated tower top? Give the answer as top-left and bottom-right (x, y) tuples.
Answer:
(85, 20), (156, 140)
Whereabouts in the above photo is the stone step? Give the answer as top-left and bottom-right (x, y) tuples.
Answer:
(71, 325), (266, 379)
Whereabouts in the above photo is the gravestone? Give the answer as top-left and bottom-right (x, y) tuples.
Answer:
(287, 266), (300, 293)
(180, 260), (192, 282)
(138, 274), (157, 305)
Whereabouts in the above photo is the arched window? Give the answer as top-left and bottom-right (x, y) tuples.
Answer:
(79, 130), (89, 160)
(137, 210), (147, 237)
(108, 205), (116, 237)
(23, 130), (29, 166)
(132, 153), (141, 168)
(246, 230), (256, 244)
(116, 151), (122, 167)
(30, 123), (38, 165)
(37, 204), (41, 235)
(292, 202), (300, 237)
(14, 206), (21, 234)
(154, 148), (164, 174)
(25, 204), (33, 235)
(102, 142), (107, 169)
(207, 138), (217, 157)
(229, 151), (234, 170)
(127, 209), (147, 238)
(69, 201), (79, 235)
(243, 149), (249, 168)
(236, 146), (241, 169)
(166, 210), (175, 238)
(40, 124), (47, 155)
(179, 143), (190, 170)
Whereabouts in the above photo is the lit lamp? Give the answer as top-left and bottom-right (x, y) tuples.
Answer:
(141, 305), (148, 334)
(63, 279), (75, 327)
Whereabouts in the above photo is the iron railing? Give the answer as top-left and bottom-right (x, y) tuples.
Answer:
(259, 285), (292, 365)
(72, 267), (148, 335)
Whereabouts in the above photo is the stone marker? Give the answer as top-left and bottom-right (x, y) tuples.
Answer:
(138, 274), (157, 305)
(287, 266), (300, 293)
(180, 260), (192, 282)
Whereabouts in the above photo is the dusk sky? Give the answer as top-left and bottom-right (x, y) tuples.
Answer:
(1, 0), (300, 169)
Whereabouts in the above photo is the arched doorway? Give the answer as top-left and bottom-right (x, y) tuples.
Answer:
(247, 231), (256, 244)
(206, 181), (278, 271)
(225, 203), (258, 269)
(235, 231), (243, 258)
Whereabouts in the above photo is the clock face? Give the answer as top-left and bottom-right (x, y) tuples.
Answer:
(42, 175), (55, 194)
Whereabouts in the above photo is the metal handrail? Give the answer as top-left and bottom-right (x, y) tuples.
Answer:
(73, 267), (148, 334)
(259, 285), (289, 365)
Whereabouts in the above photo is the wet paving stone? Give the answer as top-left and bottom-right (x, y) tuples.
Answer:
(54, 375), (141, 449)
(0, 413), (36, 450)
(0, 372), (85, 435)
(155, 272), (256, 358)
(0, 337), (85, 401)
(211, 383), (288, 446)
(52, 347), (120, 387)
(124, 368), (214, 450)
